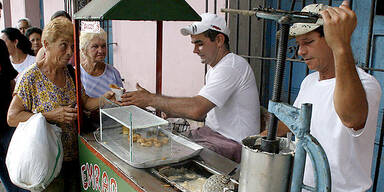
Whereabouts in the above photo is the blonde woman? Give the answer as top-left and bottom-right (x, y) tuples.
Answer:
(7, 18), (114, 191)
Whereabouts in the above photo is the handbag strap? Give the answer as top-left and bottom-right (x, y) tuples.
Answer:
(66, 64), (76, 83)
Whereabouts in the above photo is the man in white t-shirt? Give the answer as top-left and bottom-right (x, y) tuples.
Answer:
(275, 1), (382, 191)
(121, 13), (260, 162)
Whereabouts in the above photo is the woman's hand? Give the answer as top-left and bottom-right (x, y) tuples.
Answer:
(45, 105), (78, 124)
(103, 91), (116, 101)
(83, 91), (116, 112)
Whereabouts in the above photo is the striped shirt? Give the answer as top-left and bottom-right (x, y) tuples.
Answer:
(80, 64), (123, 97)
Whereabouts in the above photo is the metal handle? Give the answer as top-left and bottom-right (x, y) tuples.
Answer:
(221, 8), (256, 16)
(268, 102), (332, 192)
(221, 7), (321, 25)
(290, 135), (331, 192)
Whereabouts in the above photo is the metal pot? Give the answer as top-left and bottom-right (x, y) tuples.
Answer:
(238, 135), (295, 192)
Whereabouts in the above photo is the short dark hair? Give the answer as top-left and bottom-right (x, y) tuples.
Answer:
(0, 2), (3, 9)
(25, 27), (42, 38)
(50, 10), (72, 21)
(0, 39), (18, 78)
(314, 26), (324, 37)
(1, 28), (34, 56)
(202, 29), (230, 50)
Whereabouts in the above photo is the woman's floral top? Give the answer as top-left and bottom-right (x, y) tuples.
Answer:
(15, 63), (85, 161)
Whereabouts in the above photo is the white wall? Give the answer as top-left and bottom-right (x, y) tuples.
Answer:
(1, 0), (52, 30)
(112, 0), (227, 97)
(0, 0), (5, 29)
(42, 0), (64, 27)
(112, 21), (157, 92)
(10, 0), (26, 27)
(0, 0), (38, 29)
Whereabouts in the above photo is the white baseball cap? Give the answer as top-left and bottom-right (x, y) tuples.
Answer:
(180, 13), (230, 37)
(289, 4), (329, 36)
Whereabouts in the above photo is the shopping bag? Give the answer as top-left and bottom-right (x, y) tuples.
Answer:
(6, 113), (63, 191)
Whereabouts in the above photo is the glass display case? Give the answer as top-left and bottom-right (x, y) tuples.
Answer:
(94, 97), (203, 168)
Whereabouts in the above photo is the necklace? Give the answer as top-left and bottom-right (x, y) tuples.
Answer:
(11, 54), (27, 64)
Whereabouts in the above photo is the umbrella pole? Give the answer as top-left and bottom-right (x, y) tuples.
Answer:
(156, 21), (163, 117)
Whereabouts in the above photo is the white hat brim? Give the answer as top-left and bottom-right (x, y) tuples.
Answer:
(180, 23), (210, 36)
(289, 23), (321, 36)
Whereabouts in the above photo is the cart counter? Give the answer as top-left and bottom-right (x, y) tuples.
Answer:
(79, 133), (239, 192)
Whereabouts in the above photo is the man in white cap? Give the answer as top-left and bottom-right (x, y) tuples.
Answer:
(121, 13), (260, 163)
(276, 1), (381, 191)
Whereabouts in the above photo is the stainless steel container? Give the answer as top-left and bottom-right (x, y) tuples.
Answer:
(239, 135), (294, 192)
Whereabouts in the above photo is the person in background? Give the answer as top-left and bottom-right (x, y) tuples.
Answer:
(1, 28), (35, 77)
(7, 18), (114, 191)
(25, 27), (43, 56)
(0, 40), (28, 192)
(80, 28), (123, 97)
(0, 2), (2, 19)
(16, 18), (31, 35)
(121, 13), (260, 163)
(50, 10), (72, 21)
(266, 2), (382, 191)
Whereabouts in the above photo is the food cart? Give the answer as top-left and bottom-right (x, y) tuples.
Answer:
(72, 1), (240, 191)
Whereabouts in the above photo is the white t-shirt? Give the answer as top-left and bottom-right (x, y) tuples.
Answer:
(11, 54), (36, 73)
(198, 53), (260, 143)
(294, 67), (382, 192)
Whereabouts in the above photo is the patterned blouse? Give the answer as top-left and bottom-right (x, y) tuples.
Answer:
(15, 63), (85, 161)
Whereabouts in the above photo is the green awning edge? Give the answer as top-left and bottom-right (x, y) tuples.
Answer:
(74, 0), (201, 21)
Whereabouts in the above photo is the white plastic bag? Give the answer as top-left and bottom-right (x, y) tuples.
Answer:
(6, 113), (63, 191)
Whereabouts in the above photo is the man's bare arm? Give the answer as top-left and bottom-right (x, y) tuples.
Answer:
(121, 83), (215, 121)
(321, 1), (368, 130)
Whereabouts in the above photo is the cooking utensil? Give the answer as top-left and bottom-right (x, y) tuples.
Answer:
(202, 165), (238, 192)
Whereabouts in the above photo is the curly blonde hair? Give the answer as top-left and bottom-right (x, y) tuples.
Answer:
(41, 17), (73, 46)
(79, 28), (107, 54)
